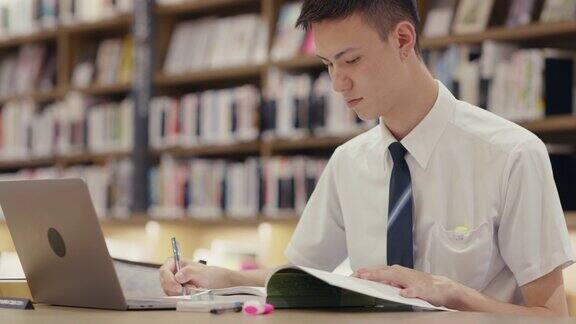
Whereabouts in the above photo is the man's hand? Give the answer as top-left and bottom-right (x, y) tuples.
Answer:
(159, 258), (236, 296)
(353, 264), (460, 308)
(354, 265), (569, 317)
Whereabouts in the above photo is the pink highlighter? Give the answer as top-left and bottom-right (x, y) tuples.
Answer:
(242, 300), (274, 315)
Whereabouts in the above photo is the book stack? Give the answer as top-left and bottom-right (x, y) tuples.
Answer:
(0, 44), (56, 97)
(422, 0), (457, 38)
(262, 156), (327, 218)
(148, 155), (327, 219)
(506, 0), (538, 27)
(0, 93), (134, 160)
(163, 14), (267, 75)
(0, 0), (133, 38)
(0, 159), (133, 219)
(148, 156), (261, 220)
(425, 43), (576, 122)
(261, 69), (376, 140)
(270, 1), (315, 61)
(72, 36), (133, 88)
(149, 85), (260, 149)
(422, 0), (573, 37)
(59, 0), (133, 25)
(0, 0), (56, 37)
(540, 0), (576, 22)
(87, 97), (134, 154)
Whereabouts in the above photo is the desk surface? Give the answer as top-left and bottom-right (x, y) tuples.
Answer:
(0, 305), (575, 323)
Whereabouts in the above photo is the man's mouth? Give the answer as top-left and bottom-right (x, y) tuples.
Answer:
(346, 98), (363, 108)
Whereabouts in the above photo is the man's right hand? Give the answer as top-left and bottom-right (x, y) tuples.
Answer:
(159, 257), (236, 296)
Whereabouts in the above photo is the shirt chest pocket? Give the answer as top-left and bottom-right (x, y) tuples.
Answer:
(424, 220), (494, 291)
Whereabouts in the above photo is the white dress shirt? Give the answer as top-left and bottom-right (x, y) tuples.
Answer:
(284, 81), (576, 305)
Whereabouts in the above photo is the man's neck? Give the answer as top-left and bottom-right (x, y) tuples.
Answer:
(382, 63), (439, 141)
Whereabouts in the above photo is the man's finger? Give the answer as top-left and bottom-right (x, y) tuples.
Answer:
(175, 263), (206, 285)
(357, 266), (410, 286)
(159, 268), (183, 295)
(355, 265), (391, 275)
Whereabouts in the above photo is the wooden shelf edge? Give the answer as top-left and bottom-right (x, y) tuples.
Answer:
(156, 0), (259, 15)
(0, 89), (62, 105)
(422, 21), (576, 49)
(0, 151), (130, 170)
(72, 83), (132, 96)
(151, 141), (261, 157)
(0, 29), (58, 49)
(520, 115), (576, 134)
(62, 14), (132, 33)
(266, 134), (360, 152)
(154, 65), (264, 87)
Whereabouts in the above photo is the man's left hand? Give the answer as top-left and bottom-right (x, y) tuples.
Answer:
(353, 265), (461, 308)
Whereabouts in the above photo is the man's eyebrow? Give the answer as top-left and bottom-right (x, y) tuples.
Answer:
(316, 47), (360, 62)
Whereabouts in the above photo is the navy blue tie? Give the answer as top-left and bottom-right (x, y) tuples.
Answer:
(387, 142), (414, 268)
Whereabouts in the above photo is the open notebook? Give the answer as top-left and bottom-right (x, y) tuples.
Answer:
(171, 265), (452, 311)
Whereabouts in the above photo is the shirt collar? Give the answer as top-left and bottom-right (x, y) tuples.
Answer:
(379, 80), (455, 169)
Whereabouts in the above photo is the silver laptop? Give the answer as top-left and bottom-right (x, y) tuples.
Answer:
(0, 178), (177, 310)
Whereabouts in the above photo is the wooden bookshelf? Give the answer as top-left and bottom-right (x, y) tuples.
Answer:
(151, 141), (262, 157)
(0, 29), (58, 49)
(421, 21), (576, 49)
(0, 156), (56, 170)
(63, 14), (132, 34)
(520, 115), (576, 134)
(520, 115), (576, 143)
(155, 0), (260, 16)
(265, 134), (358, 153)
(0, 89), (62, 105)
(0, 151), (130, 171)
(154, 65), (265, 87)
(72, 83), (132, 96)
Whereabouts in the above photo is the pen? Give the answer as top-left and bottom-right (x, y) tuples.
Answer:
(210, 303), (243, 314)
(171, 237), (186, 296)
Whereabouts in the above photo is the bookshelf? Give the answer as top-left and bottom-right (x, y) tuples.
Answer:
(154, 65), (265, 87)
(155, 0), (261, 16)
(0, 0), (575, 268)
(421, 21), (576, 49)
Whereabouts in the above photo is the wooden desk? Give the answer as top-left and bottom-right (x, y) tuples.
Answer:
(0, 305), (574, 324)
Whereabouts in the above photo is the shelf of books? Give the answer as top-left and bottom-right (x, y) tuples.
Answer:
(155, 0), (261, 16)
(422, 21), (576, 49)
(0, 0), (575, 230)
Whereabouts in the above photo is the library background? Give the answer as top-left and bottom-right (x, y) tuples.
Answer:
(0, 0), (575, 312)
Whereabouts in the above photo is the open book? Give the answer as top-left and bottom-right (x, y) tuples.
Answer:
(177, 265), (452, 311)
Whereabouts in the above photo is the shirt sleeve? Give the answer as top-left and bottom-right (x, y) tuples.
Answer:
(498, 137), (576, 287)
(284, 147), (347, 271)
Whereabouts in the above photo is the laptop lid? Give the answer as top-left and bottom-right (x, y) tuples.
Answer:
(0, 178), (128, 310)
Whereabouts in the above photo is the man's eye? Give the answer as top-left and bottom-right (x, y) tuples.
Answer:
(346, 57), (360, 64)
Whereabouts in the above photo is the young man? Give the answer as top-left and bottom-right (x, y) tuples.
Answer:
(159, 0), (575, 316)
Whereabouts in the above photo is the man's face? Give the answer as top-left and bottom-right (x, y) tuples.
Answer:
(313, 13), (408, 121)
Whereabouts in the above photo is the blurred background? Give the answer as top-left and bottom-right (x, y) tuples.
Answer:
(0, 0), (575, 313)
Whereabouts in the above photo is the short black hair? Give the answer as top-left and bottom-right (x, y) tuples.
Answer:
(295, 0), (421, 55)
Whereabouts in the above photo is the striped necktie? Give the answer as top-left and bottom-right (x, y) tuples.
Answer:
(387, 142), (414, 268)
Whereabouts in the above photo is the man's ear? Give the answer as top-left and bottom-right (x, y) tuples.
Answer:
(393, 21), (417, 61)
